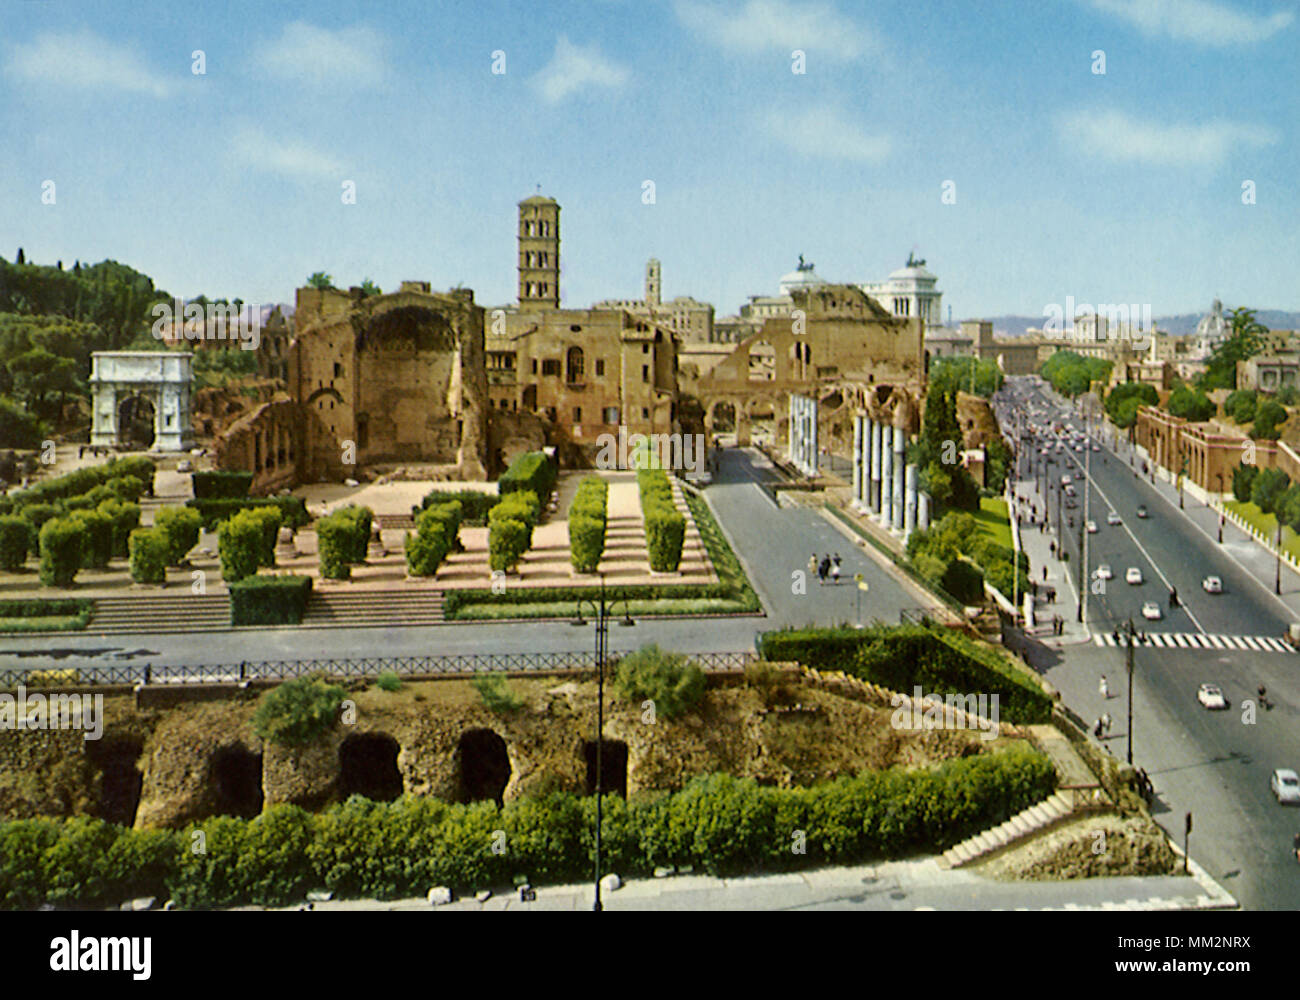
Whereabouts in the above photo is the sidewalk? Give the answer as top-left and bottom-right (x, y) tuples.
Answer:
(1009, 473), (1091, 648)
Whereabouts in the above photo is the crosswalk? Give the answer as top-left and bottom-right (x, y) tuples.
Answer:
(1092, 632), (1295, 653)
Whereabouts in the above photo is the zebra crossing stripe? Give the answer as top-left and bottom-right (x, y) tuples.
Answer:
(1228, 636), (1249, 650)
(1207, 635), (1225, 649)
(1091, 632), (1295, 652)
(1174, 634), (1191, 648)
(1241, 637), (1263, 651)
(1261, 637), (1288, 652)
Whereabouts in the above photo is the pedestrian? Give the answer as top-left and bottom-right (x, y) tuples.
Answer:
(831, 553), (842, 584)
(818, 555), (830, 584)
(1101, 712), (1112, 736)
(808, 553), (818, 580)
(1093, 718), (1104, 738)
(1042, 566), (1048, 582)
(1100, 674), (1110, 699)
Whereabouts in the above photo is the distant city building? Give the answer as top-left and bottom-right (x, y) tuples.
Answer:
(1195, 299), (1232, 358)
(594, 257), (716, 343)
(858, 254), (942, 331)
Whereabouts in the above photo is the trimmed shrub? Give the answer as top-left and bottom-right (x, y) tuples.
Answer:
(191, 470), (254, 499)
(229, 574), (313, 626)
(568, 475), (608, 573)
(0, 515), (30, 571)
(38, 518), (82, 587)
(375, 671), (402, 692)
(612, 644), (706, 721)
(109, 456), (156, 497)
(105, 474), (145, 503)
(97, 499), (141, 559)
(941, 557), (985, 605)
(638, 469), (685, 572)
(127, 527), (169, 584)
(69, 510), (114, 569)
(153, 506), (202, 565)
(316, 514), (353, 580)
(498, 450), (557, 502)
(414, 489), (497, 525)
(217, 509), (263, 582)
(488, 515), (528, 573)
(404, 500), (462, 578)
(246, 506), (283, 568)
(186, 496), (309, 530)
(332, 505), (373, 563)
(21, 503), (59, 547)
(252, 674), (347, 747)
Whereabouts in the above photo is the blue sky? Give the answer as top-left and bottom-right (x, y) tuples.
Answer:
(2, 0), (1296, 322)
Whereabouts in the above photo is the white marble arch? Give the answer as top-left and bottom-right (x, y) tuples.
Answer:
(89, 351), (195, 452)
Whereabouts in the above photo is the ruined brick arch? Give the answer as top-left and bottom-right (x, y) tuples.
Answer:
(305, 386), (345, 408)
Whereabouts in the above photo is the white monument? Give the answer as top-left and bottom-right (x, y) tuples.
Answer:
(89, 351), (194, 452)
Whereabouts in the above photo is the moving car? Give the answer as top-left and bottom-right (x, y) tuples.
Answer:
(1106, 511), (1121, 526)
(1095, 564), (1113, 580)
(1137, 505), (1148, 518)
(1086, 520), (1097, 533)
(176, 459), (193, 473)
(1142, 601), (1162, 620)
(1061, 474), (1072, 485)
(1202, 576), (1222, 594)
(1197, 683), (1228, 710)
(1126, 567), (1143, 585)
(1271, 768), (1300, 804)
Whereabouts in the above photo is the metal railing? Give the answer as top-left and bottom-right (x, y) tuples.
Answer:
(1, 649), (760, 689)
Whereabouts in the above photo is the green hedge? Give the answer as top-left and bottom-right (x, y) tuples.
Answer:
(498, 450), (557, 502)
(70, 509), (114, 569)
(332, 505), (372, 563)
(128, 527), (169, 584)
(38, 518), (82, 587)
(217, 509), (264, 582)
(488, 515), (529, 573)
(229, 574), (313, 626)
(4, 456), (155, 511)
(405, 500), (461, 577)
(191, 470), (254, 499)
(153, 506), (202, 565)
(316, 514), (353, 580)
(0, 515), (30, 571)
(638, 469), (685, 572)
(246, 506), (283, 569)
(0, 746), (1054, 908)
(105, 475), (145, 504)
(568, 476), (608, 573)
(758, 624), (1054, 724)
(187, 497), (309, 531)
(414, 489), (496, 526)
(96, 499), (141, 559)
(0, 598), (92, 620)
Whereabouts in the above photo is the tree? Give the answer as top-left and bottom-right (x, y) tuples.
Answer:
(1104, 381), (1157, 427)
(8, 347), (78, 423)
(1252, 400), (1287, 440)
(1225, 389), (1257, 424)
(929, 356), (1003, 399)
(306, 272), (333, 290)
(359, 279), (381, 297)
(1041, 351), (1111, 399)
(1233, 462), (1259, 503)
(15, 248), (24, 265)
(1200, 307), (1266, 391)
(1251, 466), (1290, 515)
(1167, 385), (1215, 422)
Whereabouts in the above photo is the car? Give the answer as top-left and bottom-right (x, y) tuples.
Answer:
(1142, 601), (1162, 620)
(1271, 768), (1300, 804)
(1095, 564), (1113, 580)
(1092, 444), (1101, 452)
(1126, 567), (1143, 585)
(1064, 484), (1076, 496)
(1202, 576), (1222, 594)
(1086, 520), (1097, 533)
(1106, 511), (1121, 526)
(1197, 683), (1228, 710)
(1060, 474), (1072, 485)
(1136, 505), (1148, 518)
(176, 459), (193, 473)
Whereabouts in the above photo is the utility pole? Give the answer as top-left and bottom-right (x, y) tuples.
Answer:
(1113, 617), (1145, 765)
(1276, 519), (1283, 596)
(1079, 405), (1091, 623)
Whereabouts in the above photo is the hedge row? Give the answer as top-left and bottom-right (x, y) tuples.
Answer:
(488, 491), (539, 573)
(568, 475), (608, 574)
(191, 470), (254, 499)
(442, 581), (737, 616)
(498, 451), (557, 501)
(153, 506), (202, 565)
(0, 456), (155, 514)
(0, 598), (92, 631)
(317, 506), (372, 580)
(217, 507), (282, 582)
(0, 747), (1054, 908)
(413, 489), (497, 526)
(405, 500), (462, 577)
(228, 575), (313, 626)
(758, 624), (1054, 724)
(637, 469), (685, 572)
(128, 527), (169, 584)
(186, 497), (309, 531)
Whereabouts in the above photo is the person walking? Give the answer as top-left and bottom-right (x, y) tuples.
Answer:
(818, 555), (830, 585)
(1101, 712), (1112, 736)
(831, 553), (842, 584)
(808, 553), (818, 580)
(1100, 674), (1110, 699)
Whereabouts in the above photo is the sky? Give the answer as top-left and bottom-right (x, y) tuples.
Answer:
(1, 0), (1297, 323)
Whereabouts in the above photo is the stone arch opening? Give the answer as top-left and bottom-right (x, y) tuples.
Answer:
(338, 733), (404, 802)
(710, 399), (736, 432)
(583, 739), (628, 798)
(211, 746), (263, 818)
(457, 729), (511, 806)
(748, 340), (775, 382)
(85, 737), (143, 827)
(117, 395), (155, 449)
(566, 346), (585, 384)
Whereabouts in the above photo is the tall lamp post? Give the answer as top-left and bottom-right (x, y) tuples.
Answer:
(1276, 519), (1283, 596)
(1113, 618), (1146, 765)
(1215, 473), (1225, 543)
(571, 575), (635, 911)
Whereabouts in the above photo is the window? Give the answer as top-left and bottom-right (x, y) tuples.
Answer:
(531, 359), (538, 374)
(333, 362), (342, 378)
(642, 365), (649, 382)
(642, 344), (649, 354)
(566, 346), (584, 382)
(603, 406), (619, 423)
(595, 359), (605, 377)
(573, 407), (582, 423)
(542, 359), (561, 376)
(641, 407), (649, 419)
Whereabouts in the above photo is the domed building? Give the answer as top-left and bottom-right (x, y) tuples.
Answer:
(778, 255), (827, 296)
(1195, 299), (1231, 358)
(857, 253), (942, 330)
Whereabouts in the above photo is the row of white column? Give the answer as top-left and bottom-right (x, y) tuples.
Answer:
(850, 414), (926, 537)
(787, 394), (818, 478)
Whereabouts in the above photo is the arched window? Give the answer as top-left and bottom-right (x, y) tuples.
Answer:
(566, 346), (585, 383)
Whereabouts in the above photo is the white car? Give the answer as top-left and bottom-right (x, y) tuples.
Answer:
(1106, 511), (1121, 526)
(1271, 768), (1300, 804)
(1086, 520), (1097, 533)
(1197, 683), (1228, 710)
(1202, 576), (1222, 594)
(1126, 567), (1143, 585)
(1060, 474), (1072, 485)
(1092, 444), (1101, 452)
(1142, 601), (1162, 620)
(1095, 564), (1113, 580)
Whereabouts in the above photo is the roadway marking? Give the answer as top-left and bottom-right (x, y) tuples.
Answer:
(1092, 632), (1295, 653)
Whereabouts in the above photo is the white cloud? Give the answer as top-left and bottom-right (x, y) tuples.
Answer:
(1085, 0), (1294, 45)
(231, 126), (345, 180)
(5, 28), (172, 97)
(760, 104), (892, 162)
(531, 36), (630, 103)
(252, 21), (387, 88)
(675, 0), (880, 60)
(1055, 108), (1278, 166)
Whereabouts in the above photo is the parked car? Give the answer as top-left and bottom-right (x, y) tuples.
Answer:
(1126, 567), (1143, 585)
(1271, 768), (1300, 804)
(1095, 564), (1113, 580)
(1202, 576), (1222, 594)
(1137, 505), (1148, 518)
(1197, 683), (1228, 710)
(1142, 601), (1162, 620)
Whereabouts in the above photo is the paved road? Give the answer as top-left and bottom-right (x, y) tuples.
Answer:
(997, 377), (1300, 911)
(0, 448), (921, 670)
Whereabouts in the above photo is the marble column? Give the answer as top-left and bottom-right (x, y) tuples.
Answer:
(892, 425), (906, 533)
(852, 415), (863, 506)
(880, 426), (893, 526)
(870, 419), (883, 513)
(904, 463), (918, 537)
(918, 492), (931, 531)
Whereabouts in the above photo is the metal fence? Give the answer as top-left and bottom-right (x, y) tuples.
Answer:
(1, 649), (760, 689)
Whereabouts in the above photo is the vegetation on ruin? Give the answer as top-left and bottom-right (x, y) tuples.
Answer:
(612, 644), (706, 721)
(251, 673), (347, 748)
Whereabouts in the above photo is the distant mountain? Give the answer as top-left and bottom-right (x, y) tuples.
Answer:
(967, 311), (1300, 338)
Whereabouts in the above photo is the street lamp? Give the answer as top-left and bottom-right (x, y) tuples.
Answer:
(1276, 519), (1283, 596)
(570, 575), (635, 911)
(1215, 473), (1225, 543)
(1112, 618), (1146, 765)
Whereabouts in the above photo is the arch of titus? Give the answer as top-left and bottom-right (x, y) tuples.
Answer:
(90, 352), (195, 452)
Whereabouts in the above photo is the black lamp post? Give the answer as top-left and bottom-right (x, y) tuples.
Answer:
(1215, 473), (1225, 543)
(1113, 618), (1145, 765)
(571, 575), (634, 911)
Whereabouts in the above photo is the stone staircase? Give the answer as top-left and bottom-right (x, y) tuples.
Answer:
(300, 589), (445, 628)
(938, 790), (1075, 869)
(89, 594), (230, 633)
(375, 513), (416, 532)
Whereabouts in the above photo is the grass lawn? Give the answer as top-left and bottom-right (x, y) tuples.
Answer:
(1224, 500), (1300, 560)
(0, 615), (87, 633)
(975, 497), (1014, 550)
